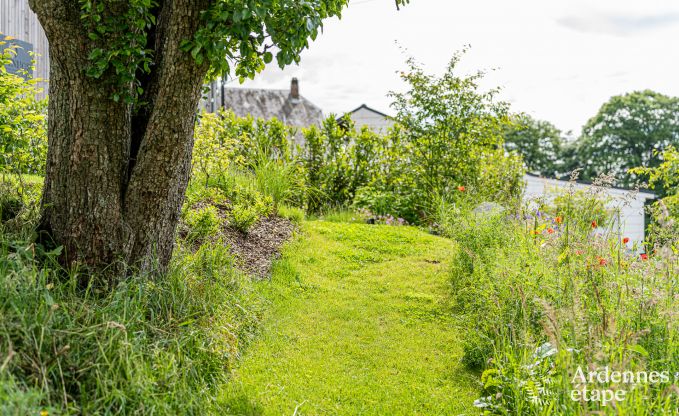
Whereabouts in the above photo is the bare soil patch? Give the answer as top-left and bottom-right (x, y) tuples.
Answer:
(221, 216), (295, 278)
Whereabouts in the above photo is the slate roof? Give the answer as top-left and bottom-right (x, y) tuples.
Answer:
(220, 87), (324, 129)
(347, 104), (391, 118)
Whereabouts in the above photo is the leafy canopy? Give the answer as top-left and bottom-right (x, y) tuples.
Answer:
(387, 48), (524, 214)
(503, 114), (564, 178)
(78, 0), (410, 102)
(575, 90), (679, 187)
(631, 146), (679, 217)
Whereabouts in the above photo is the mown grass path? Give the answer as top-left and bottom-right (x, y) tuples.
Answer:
(221, 221), (478, 415)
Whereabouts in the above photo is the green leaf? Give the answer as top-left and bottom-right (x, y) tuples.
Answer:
(179, 40), (193, 52)
(89, 48), (104, 60)
(627, 344), (649, 358)
(191, 44), (202, 60)
(263, 52), (273, 64)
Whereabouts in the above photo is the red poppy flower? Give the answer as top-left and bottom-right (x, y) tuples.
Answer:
(555, 216), (563, 224)
(622, 237), (630, 244)
(591, 221), (598, 229)
(598, 257), (607, 266)
(640, 253), (649, 261)
(457, 186), (466, 192)
(547, 228), (555, 234)
(575, 250), (584, 255)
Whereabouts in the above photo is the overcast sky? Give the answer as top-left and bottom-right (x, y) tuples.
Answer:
(233, 0), (679, 136)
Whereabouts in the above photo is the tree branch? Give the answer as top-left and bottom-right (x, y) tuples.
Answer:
(28, 0), (85, 44)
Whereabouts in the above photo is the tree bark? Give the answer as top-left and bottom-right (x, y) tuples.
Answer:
(123, 1), (210, 271)
(30, 0), (210, 277)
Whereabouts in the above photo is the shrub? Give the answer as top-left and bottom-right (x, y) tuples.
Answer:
(183, 182), (228, 209)
(192, 112), (237, 187)
(631, 146), (679, 251)
(385, 49), (524, 220)
(0, 45), (47, 176)
(0, 174), (43, 234)
(352, 186), (399, 217)
(302, 117), (354, 213)
(229, 203), (260, 233)
(192, 110), (297, 188)
(183, 204), (223, 241)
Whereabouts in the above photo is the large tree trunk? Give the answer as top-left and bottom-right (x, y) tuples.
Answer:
(29, 0), (209, 277)
(123, 1), (210, 271)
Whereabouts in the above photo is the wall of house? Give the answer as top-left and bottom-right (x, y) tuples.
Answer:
(0, 0), (49, 98)
(349, 107), (394, 134)
(524, 174), (655, 246)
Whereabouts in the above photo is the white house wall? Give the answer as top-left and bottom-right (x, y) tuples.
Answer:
(350, 107), (394, 134)
(524, 175), (655, 245)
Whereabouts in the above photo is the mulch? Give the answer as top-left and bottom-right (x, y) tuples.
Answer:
(221, 215), (296, 279)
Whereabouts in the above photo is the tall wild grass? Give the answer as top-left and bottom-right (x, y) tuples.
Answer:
(0, 176), (262, 414)
(440, 176), (679, 414)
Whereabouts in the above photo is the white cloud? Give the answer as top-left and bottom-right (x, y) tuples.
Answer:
(233, 0), (679, 135)
(557, 13), (679, 36)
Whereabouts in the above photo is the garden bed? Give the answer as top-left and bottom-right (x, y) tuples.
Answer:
(222, 215), (295, 278)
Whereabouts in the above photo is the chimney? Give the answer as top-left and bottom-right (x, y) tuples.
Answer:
(290, 78), (299, 99)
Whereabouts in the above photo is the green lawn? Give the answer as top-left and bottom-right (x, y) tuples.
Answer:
(220, 220), (479, 415)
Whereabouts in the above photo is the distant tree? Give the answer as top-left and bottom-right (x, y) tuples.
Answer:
(503, 114), (563, 177)
(558, 139), (580, 178)
(574, 90), (679, 187)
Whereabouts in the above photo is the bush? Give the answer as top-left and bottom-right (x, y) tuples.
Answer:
(0, 45), (47, 176)
(384, 49), (524, 220)
(352, 186), (400, 217)
(192, 110), (297, 189)
(631, 146), (679, 252)
(184, 182), (228, 209)
(302, 117), (383, 214)
(0, 175), (43, 235)
(183, 204), (223, 241)
(229, 203), (260, 233)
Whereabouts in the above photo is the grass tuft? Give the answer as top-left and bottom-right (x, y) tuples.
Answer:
(0, 177), (263, 414)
